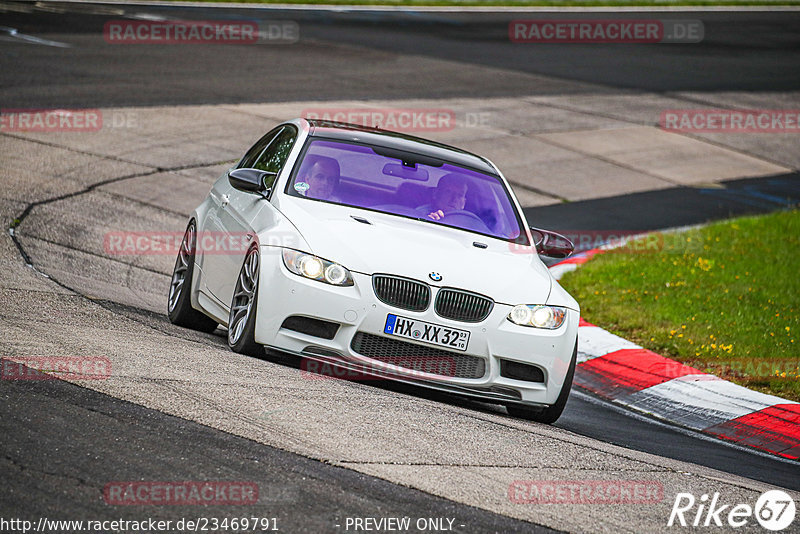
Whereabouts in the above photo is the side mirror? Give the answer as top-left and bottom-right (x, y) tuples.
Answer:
(228, 168), (276, 196)
(529, 227), (574, 259)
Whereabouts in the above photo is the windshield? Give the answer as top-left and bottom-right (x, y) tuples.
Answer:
(286, 138), (528, 244)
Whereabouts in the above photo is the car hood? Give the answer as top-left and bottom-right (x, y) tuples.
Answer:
(275, 199), (552, 305)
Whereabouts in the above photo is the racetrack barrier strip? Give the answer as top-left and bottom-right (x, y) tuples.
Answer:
(549, 241), (800, 460)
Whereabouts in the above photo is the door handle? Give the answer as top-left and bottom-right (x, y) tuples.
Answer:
(221, 194), (230, 208)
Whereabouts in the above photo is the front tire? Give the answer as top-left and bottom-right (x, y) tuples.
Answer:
(167, 221), (219, 333)
(506, 339), (577, 424)
(227, 245), (262, 357)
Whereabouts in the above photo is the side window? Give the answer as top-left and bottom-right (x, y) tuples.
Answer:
(238, 127), (282, 169)
(252, 126), (297, 184)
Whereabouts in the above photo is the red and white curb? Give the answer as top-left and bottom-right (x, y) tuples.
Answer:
(550, 248), (800, 461)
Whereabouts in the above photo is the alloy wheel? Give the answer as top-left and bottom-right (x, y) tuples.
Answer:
(228, 247), (259, 345)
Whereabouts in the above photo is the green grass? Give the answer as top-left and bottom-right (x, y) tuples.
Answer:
(156, 0), (800, 6)
(560, 209), (800, 401)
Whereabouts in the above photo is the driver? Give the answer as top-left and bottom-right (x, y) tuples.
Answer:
(424, 173), (468, 221)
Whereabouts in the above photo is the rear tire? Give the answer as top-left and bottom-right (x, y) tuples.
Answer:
(227, 246), (263, 357)
(506, 339), (577, 424)
(167, 221), (219, 333)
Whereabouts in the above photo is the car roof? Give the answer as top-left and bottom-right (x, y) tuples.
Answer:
(305, 119), (497, 175)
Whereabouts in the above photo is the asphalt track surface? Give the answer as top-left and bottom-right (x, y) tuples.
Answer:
(2, 3), (800, 532)
(1, 361), (549, 533)
(2, 6), (800, 107)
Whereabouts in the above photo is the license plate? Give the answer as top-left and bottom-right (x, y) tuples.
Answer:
(384, 314), (470, 352)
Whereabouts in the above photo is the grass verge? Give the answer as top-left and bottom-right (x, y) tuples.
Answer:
(559, 209), (800, 401)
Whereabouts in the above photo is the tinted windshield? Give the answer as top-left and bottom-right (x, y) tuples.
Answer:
(286, 138), (528, 244)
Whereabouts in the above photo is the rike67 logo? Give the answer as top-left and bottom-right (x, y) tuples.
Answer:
(668, 490), (796, 531)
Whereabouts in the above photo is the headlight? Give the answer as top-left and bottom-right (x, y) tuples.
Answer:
(508, 305), (567, 329)
(282, 249), (354, 286)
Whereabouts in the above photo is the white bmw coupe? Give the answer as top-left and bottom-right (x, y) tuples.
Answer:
(168, 118), (579, 423)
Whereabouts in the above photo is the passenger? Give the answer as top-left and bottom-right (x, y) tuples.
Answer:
(298, 156), (342, 202)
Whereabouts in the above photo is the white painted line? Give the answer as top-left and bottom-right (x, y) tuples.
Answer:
(0, 26), (71, 48)
(619, 374), (798, 430)
(548, 262), (577, 281)
(571, 388), (800, 465)
(128, 12), (169, 21)
(577, 325), (640, 363)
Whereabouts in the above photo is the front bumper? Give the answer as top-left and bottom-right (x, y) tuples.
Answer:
(254, 246), (578, 406)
